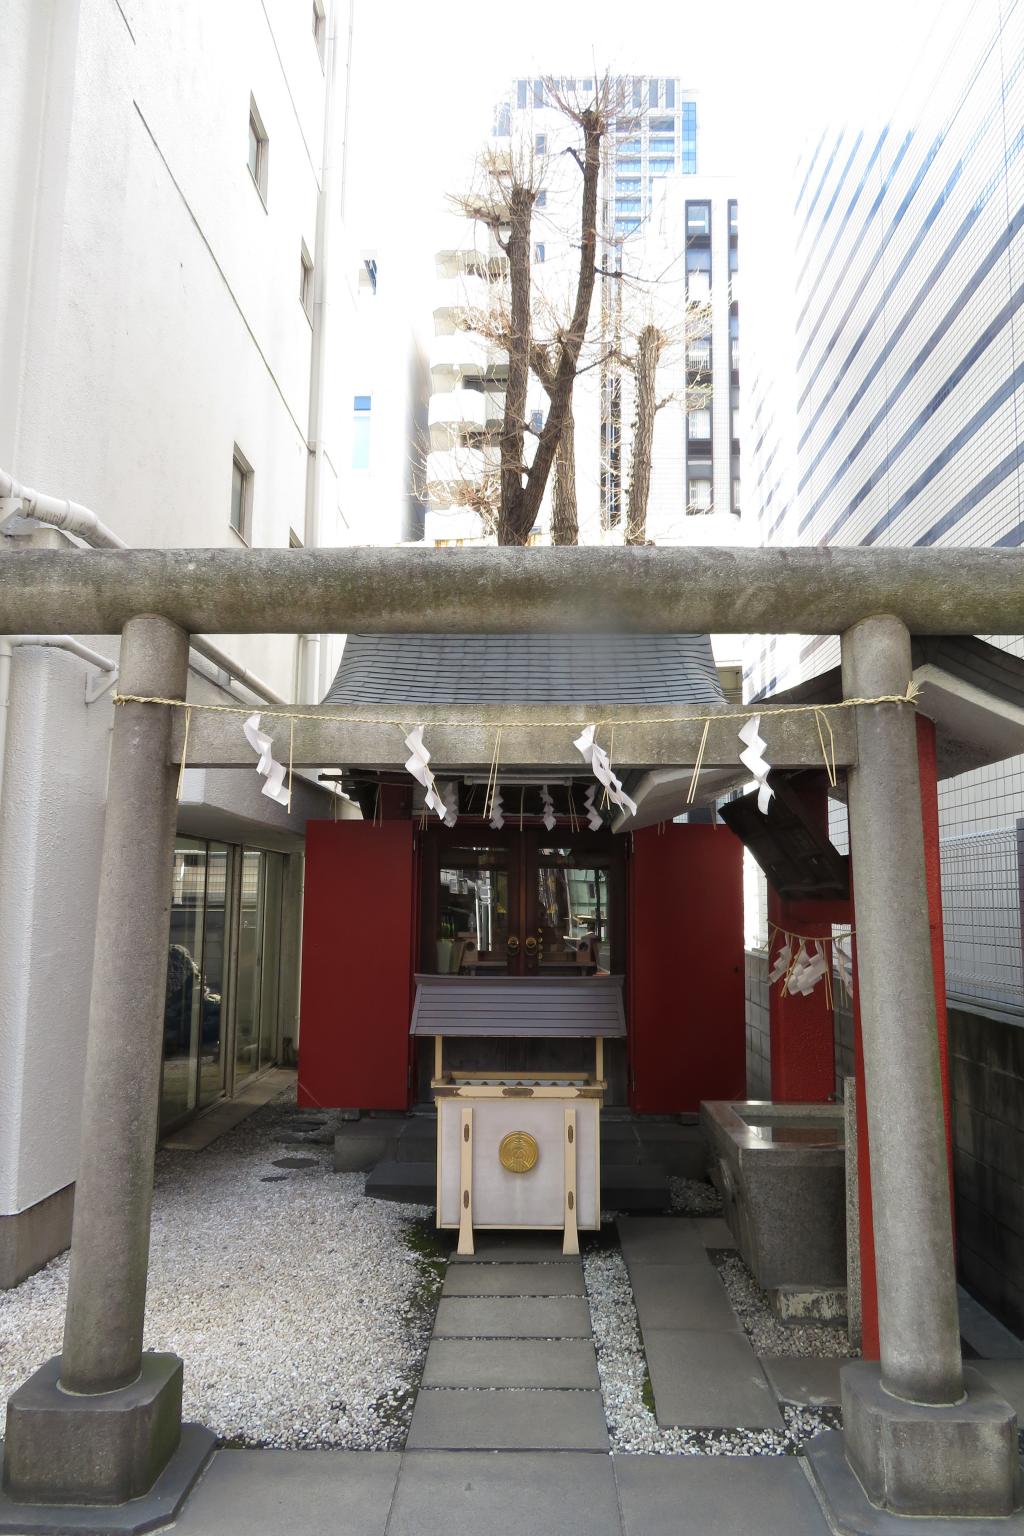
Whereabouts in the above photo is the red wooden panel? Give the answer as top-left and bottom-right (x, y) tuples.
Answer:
(629, 824), (745, 1112)
(298, 820), (415, 1110)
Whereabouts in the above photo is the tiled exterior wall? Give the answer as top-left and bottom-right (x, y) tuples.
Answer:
(950, 1007), (1024, 1336)
(745, 949), (771, 1098)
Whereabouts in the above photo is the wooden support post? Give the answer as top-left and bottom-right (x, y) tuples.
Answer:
(457, 1105), (474, 1256)
(594, 1036), (604, 1085)
(563, 1107), (579, 1255)
(434, 1035), (443, 1083)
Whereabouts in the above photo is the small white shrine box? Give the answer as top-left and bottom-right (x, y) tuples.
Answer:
(410, 975), (626, 1255)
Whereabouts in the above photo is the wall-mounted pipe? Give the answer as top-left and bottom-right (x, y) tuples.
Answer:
(0, 469), (127, 550)
(0, 465), (287, 706)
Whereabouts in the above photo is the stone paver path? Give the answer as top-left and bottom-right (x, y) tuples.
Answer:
(409, 1234), (608, 1451)
(617, 1215), (784, 1429)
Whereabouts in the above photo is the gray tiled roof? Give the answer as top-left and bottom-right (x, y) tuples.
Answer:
(323, 633), (724, 706)
(410, 975), (627, 1037)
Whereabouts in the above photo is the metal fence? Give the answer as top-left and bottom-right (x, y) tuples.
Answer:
(940, 828), (1024, 1015)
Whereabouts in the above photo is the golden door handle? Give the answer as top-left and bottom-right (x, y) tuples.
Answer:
(506, 936), (520, 953)
(524, 936), (539, 954)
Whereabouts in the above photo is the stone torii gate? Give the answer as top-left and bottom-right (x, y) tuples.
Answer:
(1, 544), (1023, 1534)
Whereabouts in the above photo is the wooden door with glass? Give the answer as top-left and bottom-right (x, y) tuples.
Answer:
(421, 826), (625, 980)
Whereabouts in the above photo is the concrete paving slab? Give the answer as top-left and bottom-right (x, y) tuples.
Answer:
(974, 1359), (1024, 1416)
(363, 1159), (433, 1202)
(617, 1216), (709, 1266)
(450, 1235), (576, 1262)
(442, 1262), (584, 1297)
(433, 1296), (593, 1338)
(636, 1136), (706, 1178)
(602, 1166), (670, 1211)
(759, 1356), (846, 1406)
(804, 1429), (1024, 1535)
(422, 1337), (600, 1388)
(171, 1449), (401, 1535)
(643, 1329), (785, 1428)
(407, 1388), (609, 1451)
(693, 1216), (737, 1249)
(388, 1451), (622, 1536)
(630, 1262), (742, 1333)
(615, 1453), (828, 1535)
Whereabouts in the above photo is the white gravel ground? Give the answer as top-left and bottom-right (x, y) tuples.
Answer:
(710, 1251), (858, 1359)
(669, 1176), (723, 1215)
(583, 1243), (843, 1455)
(0, 1097), (438, 1450)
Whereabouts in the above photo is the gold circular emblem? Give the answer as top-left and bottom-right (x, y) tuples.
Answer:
(499, 1131), (539, 1174)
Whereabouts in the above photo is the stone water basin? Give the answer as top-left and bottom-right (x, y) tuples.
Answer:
(700, 1100), (847, 1292)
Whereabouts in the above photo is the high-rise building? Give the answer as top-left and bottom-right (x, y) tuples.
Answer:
(743, 0), (1024, 1329)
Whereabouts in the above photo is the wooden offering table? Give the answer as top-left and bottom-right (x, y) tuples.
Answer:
(411, 975), (626, 1254)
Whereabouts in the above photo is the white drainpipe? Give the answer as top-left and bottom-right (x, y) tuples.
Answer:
(0, 469), (127, 549)
(0, 465), (287, 706)
(302, 0), (354, 704)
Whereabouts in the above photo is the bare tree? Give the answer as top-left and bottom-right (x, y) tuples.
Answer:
(613, 287), (712, 546)
(448, 77), (620, 545)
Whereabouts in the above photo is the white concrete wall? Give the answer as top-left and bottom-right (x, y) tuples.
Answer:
(2, 0), (355, 697)
(0, 648), (110, 1212)
(0, 0), (360, 1217)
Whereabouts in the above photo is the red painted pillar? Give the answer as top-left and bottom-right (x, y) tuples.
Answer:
(852, 714), (952, 1361)
(767, 775), (837, 1103)
(916, 715), (953, 1176)
(768, 891), (837, 1102)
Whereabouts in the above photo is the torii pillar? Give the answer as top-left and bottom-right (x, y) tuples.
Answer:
(0, 617), (214, 1531)
(807, 615), (1019, 1522)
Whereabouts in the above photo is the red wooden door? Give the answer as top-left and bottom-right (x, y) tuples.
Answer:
(629, 824), (745, 1112)
(298, 820), (415, 1110)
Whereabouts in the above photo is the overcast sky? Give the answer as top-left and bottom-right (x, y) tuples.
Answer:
(345, 0), (947, 253)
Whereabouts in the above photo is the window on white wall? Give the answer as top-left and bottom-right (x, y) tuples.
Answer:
(248, 98), (268, 203)
(312, 0), (325, 63)
(300, 243), (314, 320)
(353, 396), (371, 470)
(230, 448), (254, 542)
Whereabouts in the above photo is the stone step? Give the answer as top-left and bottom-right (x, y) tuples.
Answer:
(407, 1388), (609, 1452)
(422, 1338), (600, 1389)
(364, 1159), (671, 1211)
(364, 1160), (434, 1203)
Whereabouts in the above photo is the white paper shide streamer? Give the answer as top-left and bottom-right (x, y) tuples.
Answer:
(489, 784), (505, 830)
(574, 724), (638, 818)
(738, 715), (774, 815)
(404, 725), (448, 821)
(441, 781), (459, 828)
(540, 783), (557, 832)
(786, 940), (827, 996)
(583, 784), (603, 831)
(243, 713), (290, 807)
(767, 937), (793, 985)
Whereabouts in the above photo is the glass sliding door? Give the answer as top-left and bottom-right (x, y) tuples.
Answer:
(234, 850), (266, 1084)
(197, 843), (230, 1108)
(162, 839), (207, 1124)
(233, 847), (286, 1086)
(258, 853), (284, 1071)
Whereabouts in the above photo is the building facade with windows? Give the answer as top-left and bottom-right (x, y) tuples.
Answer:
(0, 0), (364, 1284)
(742, 0), (1024, 1330)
